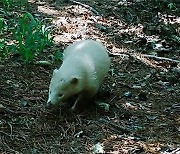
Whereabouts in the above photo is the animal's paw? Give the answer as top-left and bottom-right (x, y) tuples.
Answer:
(70, 104), (77, 112)
(70, 104), (82, 114)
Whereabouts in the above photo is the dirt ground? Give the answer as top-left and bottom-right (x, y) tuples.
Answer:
(0, 0), (180, 153)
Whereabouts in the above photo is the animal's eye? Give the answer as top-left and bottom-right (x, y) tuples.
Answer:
(59, 93), (63, 97)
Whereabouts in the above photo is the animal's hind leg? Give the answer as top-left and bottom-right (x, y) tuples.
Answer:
(71, 92), (94, 112)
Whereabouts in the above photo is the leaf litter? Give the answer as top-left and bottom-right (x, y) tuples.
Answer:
(0, 0), (180, 153)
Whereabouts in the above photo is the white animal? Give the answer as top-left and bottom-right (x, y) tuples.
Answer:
(47, 39), (110, 111)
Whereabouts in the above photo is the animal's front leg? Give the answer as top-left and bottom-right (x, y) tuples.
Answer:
(71, 92), (94, 112)
(71, 93), (84, 112)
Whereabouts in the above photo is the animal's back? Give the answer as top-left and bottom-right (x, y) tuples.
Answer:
(63, 40), (110, 84)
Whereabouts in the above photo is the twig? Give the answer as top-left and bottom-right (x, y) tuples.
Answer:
(1, 136), (19, 153)
(109, 51), (180, 64)
(0, 104), (36, 116)
(142, 54), (180, 63)
(8, 122), (13, 140)
(70, 0), (101, 16)
(109, 96), (117, 104)
(98, 118), (130, 134)
(0, 131), (11, 137)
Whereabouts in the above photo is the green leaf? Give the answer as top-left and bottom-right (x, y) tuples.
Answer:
(54, 51), (63, 61)
(168, 3), (176, 10)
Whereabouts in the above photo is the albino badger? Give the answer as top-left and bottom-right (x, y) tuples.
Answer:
(47, 39), (110, 111)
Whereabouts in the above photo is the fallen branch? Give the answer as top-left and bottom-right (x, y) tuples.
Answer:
(109, 51), (180, 64)
(70, 0), (101, 16)
(142, 54), (180, 64)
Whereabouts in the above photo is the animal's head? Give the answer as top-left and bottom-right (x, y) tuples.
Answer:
(47, 68), (83, 108)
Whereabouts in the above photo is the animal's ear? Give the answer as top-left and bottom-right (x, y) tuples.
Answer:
(71, 77), (78, 85)
(53, 69), (58, 75)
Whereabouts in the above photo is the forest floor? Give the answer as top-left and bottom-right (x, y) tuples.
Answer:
(0, 0), (180, 153)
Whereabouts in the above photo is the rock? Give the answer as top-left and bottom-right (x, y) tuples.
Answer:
(96, 102), (110, 112)
(124, 91), (132, 97)
(92, 143), (104, 153)
(34, 60), (51, 66)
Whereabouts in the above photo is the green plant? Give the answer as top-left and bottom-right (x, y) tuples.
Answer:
(0, 0), (13, 9)
(0, 0), (28, 10)
(13, 12), (53, 62)
(0, 39), (9, 58)
(0, 18), (4, 32)
(0, 18), (9, 57)
(54, 50), (63, 61)
(168, 3), (177, 11)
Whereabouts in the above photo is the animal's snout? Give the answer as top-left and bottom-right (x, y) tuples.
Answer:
(46, 101), (52, 108)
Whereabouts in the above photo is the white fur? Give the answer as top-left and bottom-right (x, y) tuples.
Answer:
(47, 39), (110, 110)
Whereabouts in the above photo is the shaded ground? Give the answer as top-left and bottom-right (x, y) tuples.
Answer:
(0, 0), (180, 153)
